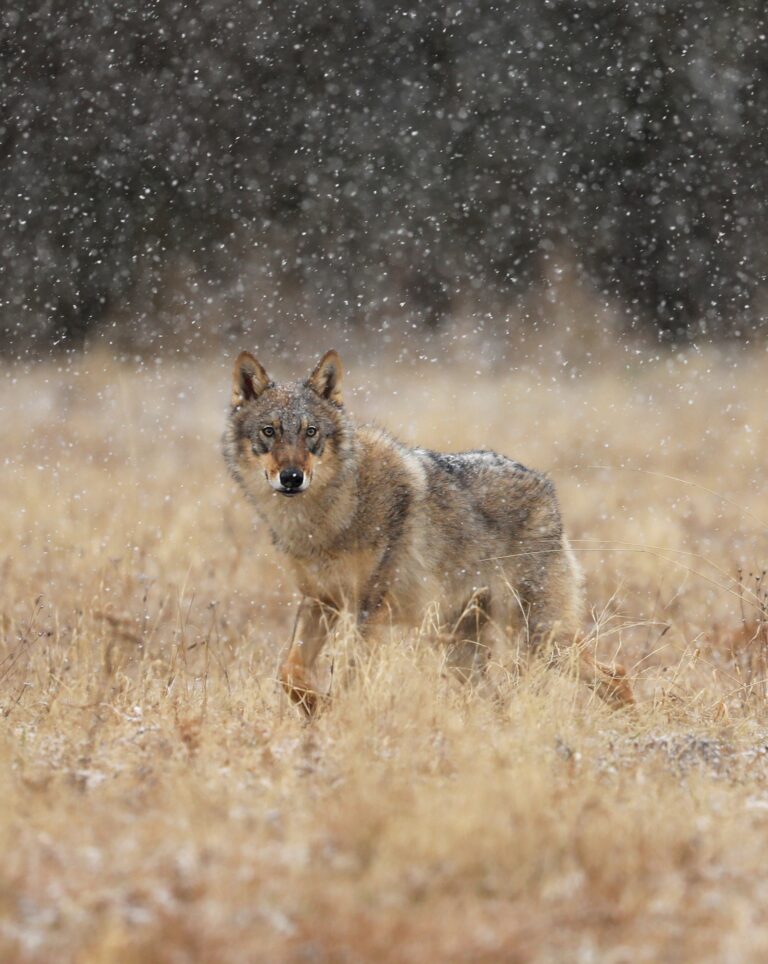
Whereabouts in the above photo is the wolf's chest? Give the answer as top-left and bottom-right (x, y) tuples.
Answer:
(289, 547), (380, 607)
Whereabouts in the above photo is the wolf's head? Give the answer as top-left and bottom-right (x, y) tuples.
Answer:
(224, 349), (351, 501)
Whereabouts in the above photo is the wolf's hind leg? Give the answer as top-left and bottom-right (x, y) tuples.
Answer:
(520, 554), (634, 708)
(280, 598), (338, 716)
(524, 608), (635, 709)
(444, 589), (493, 684)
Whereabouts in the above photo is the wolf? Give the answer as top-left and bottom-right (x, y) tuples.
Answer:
(223, 350), (633, 714)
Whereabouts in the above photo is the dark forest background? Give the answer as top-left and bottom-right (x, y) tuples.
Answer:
(2, 1), (767, 356)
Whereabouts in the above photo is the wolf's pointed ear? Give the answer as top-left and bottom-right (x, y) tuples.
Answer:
(307, 349), (343, 405)
(231, 351), (272, 406)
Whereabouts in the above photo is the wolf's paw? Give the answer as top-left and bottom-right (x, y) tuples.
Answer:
(280, 663), (322, 718)
(597, 662), (635, 708)
(288, 683), (320, 718)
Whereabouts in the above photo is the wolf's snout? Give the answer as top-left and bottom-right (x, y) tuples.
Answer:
(279, 467), (305, 491)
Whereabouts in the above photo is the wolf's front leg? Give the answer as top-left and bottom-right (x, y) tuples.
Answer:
(280, 598), (338, 716)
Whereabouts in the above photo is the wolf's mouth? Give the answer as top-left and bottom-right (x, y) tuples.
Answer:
(278, 489), (303, 497)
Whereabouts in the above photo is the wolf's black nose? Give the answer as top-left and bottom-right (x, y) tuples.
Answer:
(280, 467), (304, 491)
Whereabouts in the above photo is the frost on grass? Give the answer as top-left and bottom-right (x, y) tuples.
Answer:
(1, 349), (768, 961)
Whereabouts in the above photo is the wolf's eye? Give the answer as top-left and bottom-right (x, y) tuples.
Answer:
(306, 426), (317, 437)
(262, 426), (275, 438)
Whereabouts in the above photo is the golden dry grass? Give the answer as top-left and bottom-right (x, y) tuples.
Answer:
(2, 343), (768, 962)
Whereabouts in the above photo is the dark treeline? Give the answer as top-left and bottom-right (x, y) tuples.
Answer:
(2, 0), (767, 354)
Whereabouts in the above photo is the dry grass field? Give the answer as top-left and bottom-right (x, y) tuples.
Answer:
(2, 340), (768, 962)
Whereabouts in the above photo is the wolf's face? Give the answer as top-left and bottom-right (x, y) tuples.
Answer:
(227, 350), (346, 499)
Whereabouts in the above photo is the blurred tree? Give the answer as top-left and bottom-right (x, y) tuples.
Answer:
(1, 0), (766, 353)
